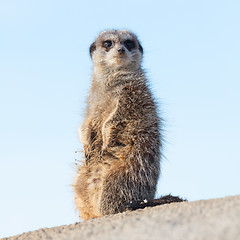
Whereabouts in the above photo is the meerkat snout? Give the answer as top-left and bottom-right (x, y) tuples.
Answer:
(117, 47), (125, 54)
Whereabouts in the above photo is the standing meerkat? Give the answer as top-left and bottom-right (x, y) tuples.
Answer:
(74, 30), (184, 220)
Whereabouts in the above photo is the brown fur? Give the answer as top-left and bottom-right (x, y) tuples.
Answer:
(73, 30), (181, 220)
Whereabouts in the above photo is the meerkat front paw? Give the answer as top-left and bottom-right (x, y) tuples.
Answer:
(78, 125), (92, 146)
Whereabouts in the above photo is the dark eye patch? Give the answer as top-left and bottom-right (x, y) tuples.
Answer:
(124, 40), (135, 51)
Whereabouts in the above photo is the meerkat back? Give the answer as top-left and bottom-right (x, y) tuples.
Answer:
(73, 30), (162, 220)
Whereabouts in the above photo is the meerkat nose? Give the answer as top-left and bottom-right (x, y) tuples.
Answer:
(117, 47), (125, 54)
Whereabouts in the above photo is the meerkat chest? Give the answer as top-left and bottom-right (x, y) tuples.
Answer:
(88, 92), (118, 128)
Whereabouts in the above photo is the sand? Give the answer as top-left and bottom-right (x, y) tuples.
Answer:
(2, 195), (240, 240)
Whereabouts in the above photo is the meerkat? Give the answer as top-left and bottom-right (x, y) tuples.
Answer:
(73, 30), (184, 220)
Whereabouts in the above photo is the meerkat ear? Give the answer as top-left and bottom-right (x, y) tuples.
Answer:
(138, 42), (143, 54)
(89, 42), (96, 58)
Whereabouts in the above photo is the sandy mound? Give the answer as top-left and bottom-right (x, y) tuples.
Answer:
(3, 195), (240, 240)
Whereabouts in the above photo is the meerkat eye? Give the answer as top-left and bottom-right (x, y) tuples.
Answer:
(124, 40), (135, 51)
(103, 40), (113, 48)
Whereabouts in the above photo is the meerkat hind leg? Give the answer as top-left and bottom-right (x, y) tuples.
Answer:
(74, 164), (104, 220)
(99, 159), (157, 216)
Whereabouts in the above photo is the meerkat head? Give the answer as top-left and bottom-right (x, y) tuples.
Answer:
(90, 30), (143, 72)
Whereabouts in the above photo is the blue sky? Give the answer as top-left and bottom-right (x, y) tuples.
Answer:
(0, 0), (239, 238)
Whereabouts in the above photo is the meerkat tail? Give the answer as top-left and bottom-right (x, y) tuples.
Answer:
(124, 195), (187, 211)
